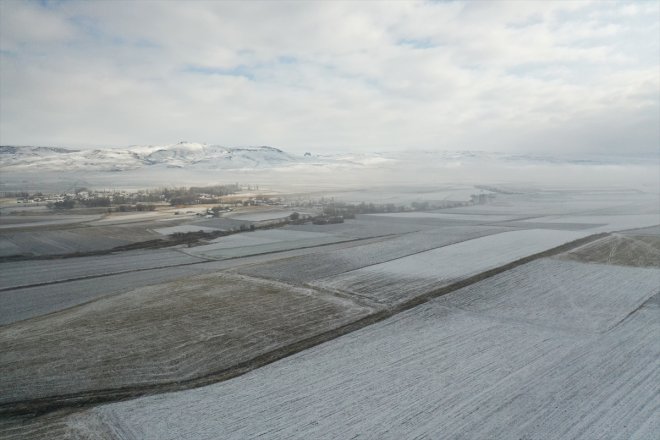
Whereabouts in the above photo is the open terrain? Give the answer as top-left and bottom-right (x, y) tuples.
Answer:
(0, 187), (658, 439)
(0, 213), (185, 258)
(237, 225), (507, 284)
(312, 229), (587, 306)
(184, 229), (348, 259)
(559, 233), (660, 268)
(0, 249), (206, 291)
(3, 1), (660, 436)
(0, 234), (392, 326)
(49, 266), (660, 440)
(433, 258), (659, 333)
(0, 225), (161, 258)
(0, 273), (372, 409)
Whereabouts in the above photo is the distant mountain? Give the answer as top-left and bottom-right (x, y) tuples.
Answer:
(0, 143), (304, 171)
(0, 143), (652, 172)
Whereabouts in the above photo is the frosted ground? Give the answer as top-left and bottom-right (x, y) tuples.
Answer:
(284, 214), (472, 237)
(560, 233), (660, 268)
(184, 229), (345, 259)
(0, 249), (206, 290)
(432, 258), (660, 333)
(1, 185), (658, 439)
(0, 209), (193, 258)
(0, 273), (372, 406)
(60, 256), (659, 440)
(0, 225), (160, 257)
(237, 225), (506, 283)
(0, 234), (392, 326)
(0, 214), (103, 229)
(313, 229), (587, 305)
(369, 211), (518, 222)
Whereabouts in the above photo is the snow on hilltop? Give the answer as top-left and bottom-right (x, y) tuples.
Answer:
(0, 143), (652, 172)
(0, 143), (301, 171)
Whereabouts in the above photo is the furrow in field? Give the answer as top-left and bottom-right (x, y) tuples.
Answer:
(58, 283), (659, 440)
(237, 225), (507, 284)
(0, 273), (373, 408)
(0, 249), (207, 291)
(313, 229), (587, 305)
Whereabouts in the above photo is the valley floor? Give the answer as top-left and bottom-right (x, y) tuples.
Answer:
(1, 188), (658, 439)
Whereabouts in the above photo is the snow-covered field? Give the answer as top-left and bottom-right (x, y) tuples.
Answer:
(0, 226), (160, 257)
(0, 273), (372, 406)
(313, 229), (586, 305)
(318, 186), (489, 204)
(238, 225), (506, 283)
(559, 233), (660, 268)
(285, 215), (446, 237)
(368, 212), (519, 222)
(623, 225), (660, 236)
(210, 229), (333, 246)
(0, 235), (394, 326)
(0, 215), (102, 230)
(185, 229), (343, 259)
(0, 249), (205, 291)
(89, 212), (165, 225)
(1, 185), (658, 439)
(61, 287), (659, 440)
(434, 258), (660, 333)
(520, 214), (660, 233)
(440, 191), (658, 217)
(0, 263), (215, 325)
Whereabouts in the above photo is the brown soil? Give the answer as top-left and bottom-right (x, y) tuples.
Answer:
(559, 234), (660, 268)
(0, 274), (371, 412)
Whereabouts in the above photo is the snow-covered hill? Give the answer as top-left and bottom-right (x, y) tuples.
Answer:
(1, 142), (654, 173)
(0, 143), (306, 171)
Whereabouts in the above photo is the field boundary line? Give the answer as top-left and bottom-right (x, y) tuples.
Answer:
(311, 227), (509, 282)
(0, 232), (608, 417)
(0, 260), (210, 293)
(0, 234), (401, 293)
(176, 233), (400, 261)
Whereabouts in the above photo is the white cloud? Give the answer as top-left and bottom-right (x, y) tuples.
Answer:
(0, 1), (76, 49)
(0, 0), (657, 155)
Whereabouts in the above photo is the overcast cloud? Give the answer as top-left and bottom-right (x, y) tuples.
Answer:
(0, 0), (658, 155)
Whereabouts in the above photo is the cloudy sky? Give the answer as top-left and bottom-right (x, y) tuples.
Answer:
(0, 0), (658, 155)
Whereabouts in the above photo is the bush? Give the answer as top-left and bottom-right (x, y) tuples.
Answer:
(53, 200), (75, 210)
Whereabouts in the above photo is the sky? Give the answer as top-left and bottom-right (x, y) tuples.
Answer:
(0, 0), (658, 155)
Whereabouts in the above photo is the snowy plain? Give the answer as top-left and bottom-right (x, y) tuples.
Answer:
(238, 225), (507, 284)
(63, 288), (659, 440)
(0, 225), (160, 257)
(520, 213), (660, 233)
(434, 258), (660, 333)
(184, 229), (343, 259)
(0, 273), (372, 406)
(368, 212), (520, 222)
(0, 249), (206, 291)
(0, 237), (390, 326)
(313, 229), (586, 305)
(1, 152), (659, 440)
